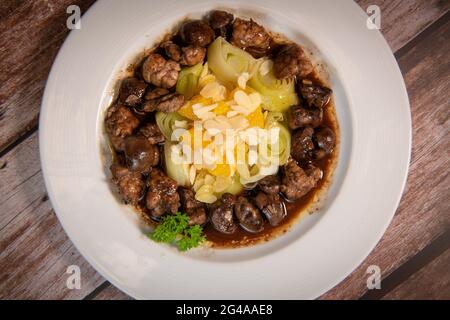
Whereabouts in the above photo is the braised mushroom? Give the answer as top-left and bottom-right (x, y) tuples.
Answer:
(234, 196), (264, 233)
(210, 194), (238, 234)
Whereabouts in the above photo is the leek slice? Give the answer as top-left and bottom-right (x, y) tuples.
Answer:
(207, 37), (257, 88)
(176, 63), (203, 99)
(164, 141), (191, 187)
(248, 59), (299, 112)
(269, 122), (291, 165)
(155, 111), (187, 140)
(264, 112), (291, 165)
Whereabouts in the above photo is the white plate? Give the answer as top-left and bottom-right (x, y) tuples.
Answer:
(40, 0), (411, 299)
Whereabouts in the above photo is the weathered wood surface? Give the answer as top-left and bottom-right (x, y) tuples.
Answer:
(356, 0), (450, 51)
(0, 133), (104, 299)
(0, 0), (96, 154)
(90, 283), (132, 300)
(0, 0), (448, 299)
(383, 248), (450, 300)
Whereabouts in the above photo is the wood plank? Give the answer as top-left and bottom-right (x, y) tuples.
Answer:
(0, 0), (96, 154)
(382, 249), (450, 300)
(90, 282), (132, 300)
(0, 132), (104, 299)
(356, 0), (450, 52)
(320, 14), (450, 299)
(360, 230), (450, 299)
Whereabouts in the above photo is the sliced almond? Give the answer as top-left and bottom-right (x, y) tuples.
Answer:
(195, 192), (217, 204)
(204, 174), (215, 186)
(200, 82), (226, 102)
(237, 72), (250, 89)
(193, 176), (204, 192)
(197, 111), (216, 120)
(231, 104), (250, 115)
(226, 110), (239, 118)
(259, 59), (273, 76)
(234, 90), (252, 110)
(189, 165), (197, 185)
(228, 115), (250, 130)
(213, 176), (232, 193)
(249, 92), (262, 110)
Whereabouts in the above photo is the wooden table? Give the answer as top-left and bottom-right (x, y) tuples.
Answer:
(0, 0), (449, 300)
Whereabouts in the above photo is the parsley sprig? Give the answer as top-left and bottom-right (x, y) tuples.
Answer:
(148, 213), (206, 251)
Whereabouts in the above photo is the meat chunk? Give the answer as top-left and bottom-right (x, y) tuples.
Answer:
(254, 192), (286, 227)
(161, 41), (205, 66)
(180, 20), (215, 47)
(186, 207), (207, 226)
(258, 175), (281, 195)
(234, 196), (264, 233)
(144, 87), (170, 101)
(244, 46), (271, 59)
(300, 82), (332, 108)
(124, 136), (160, 174)
(314, 126), (336, 158)
(145, 169), (180, 218)
(207, 10), (233, 38)
(139, 122), (165, 145)
(110, 164), (145, 204)
(213, 27), (228, 39)
(142, 53), (180, 88)
(231, 18), (270, 56)
(160, 41), (182, 61)
(292, 126), (336, 161)
(180, 46), (206, 66)
(179, 188), (202, 211)
(178, 188), (207, 226)
(142, 92), (185, 113)
(118, 78), (147, 107)
(287, 105), (323, 129)
(281, 159), (322, 201)
(210, 193), (237, 234)
(206, 10), (234, 29)
(105, 105), (140, 151)
(291, 127), (315, 162)
(273, 44), (313, 79)
(105, 105), (140, 138)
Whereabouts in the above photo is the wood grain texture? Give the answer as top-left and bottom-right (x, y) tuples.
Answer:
(382, 249), (450, 300)
(320, 13), (450, 299)
(0, 0), (448, 300)
(0, 133), (104, 299)
(90, 282), (132, 300)
(355, 0), (450, 51)
(360, 230), (450, 299)
(0, 0), (96, 154)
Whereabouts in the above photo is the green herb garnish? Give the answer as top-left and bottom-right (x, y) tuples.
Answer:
(148, 212), (206, 251)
